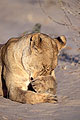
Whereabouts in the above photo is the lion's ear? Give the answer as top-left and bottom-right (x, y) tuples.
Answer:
(54, 36), (66, 51)
(30, 34), (42, 48)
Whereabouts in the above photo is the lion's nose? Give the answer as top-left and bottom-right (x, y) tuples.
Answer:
(30, 77), (33, 80)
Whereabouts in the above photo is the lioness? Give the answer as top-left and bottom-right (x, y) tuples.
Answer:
(0, 33), (66, 104)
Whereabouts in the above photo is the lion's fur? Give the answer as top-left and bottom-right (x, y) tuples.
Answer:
(0, 33), (66, 104)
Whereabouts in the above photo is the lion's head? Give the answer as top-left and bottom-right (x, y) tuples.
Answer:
(22, 33), (66, 80)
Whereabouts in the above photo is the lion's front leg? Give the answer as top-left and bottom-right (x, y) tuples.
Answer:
(9, 86), (57, 104)
(5, 74), (57, 104)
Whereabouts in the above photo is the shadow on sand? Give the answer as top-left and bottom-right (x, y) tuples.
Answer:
(59, 52), (80, 64)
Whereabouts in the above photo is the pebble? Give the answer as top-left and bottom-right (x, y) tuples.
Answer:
(62, 66), (67, 70)
(78, 61), (80, 64)
(71, 62), (75, 66)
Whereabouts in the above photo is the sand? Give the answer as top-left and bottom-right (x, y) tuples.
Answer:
(0, 0), (80, 120)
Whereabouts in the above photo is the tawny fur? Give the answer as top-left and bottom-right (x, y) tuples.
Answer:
(31, 75), (57, 94)
(0, 33), (66, 104)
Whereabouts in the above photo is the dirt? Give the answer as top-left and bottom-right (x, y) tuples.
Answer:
(0, 0), (80, 120)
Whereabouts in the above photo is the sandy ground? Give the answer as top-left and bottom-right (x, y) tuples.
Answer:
(0, 0), (80, 120)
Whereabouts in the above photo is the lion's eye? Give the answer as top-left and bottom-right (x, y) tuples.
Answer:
(30, 37), (32, 42)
